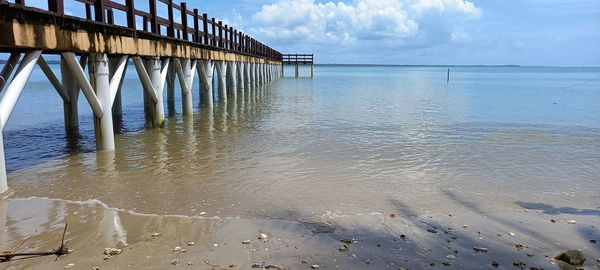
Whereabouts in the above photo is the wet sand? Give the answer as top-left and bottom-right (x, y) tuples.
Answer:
(1, 196), (598, 269)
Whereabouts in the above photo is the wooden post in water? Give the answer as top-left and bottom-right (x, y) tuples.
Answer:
(295, 64), (299, 78)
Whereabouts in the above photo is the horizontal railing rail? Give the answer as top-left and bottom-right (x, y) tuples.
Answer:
(5, 0), (283, 61)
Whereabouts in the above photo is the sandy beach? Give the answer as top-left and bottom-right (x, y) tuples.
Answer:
(1, 195), (598, 269)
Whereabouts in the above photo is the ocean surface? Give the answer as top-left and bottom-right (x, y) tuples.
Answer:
(3, 64), (600, 219)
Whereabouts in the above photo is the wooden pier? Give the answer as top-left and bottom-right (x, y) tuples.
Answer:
(282, 54), (314, 77)
(0, 0), (312, 193)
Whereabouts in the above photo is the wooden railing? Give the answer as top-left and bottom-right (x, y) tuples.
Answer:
(282, 54), (314, 64)
(7, 0), (283, 61)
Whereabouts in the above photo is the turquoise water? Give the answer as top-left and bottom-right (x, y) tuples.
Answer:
(3, 65), (600, 217)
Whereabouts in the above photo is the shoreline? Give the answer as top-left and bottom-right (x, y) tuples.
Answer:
(1, 197), (598, 269)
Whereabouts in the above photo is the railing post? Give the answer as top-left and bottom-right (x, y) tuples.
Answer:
(223, 23), (228, 49)
(242, 34), (248, 53)
(218, 21), (223, 48)
(211, 18), (217, 46)
(143, 17), (148, 32)
(85, 4), (92, 19)
(94, 0), (105, 23)
(149, 0), (158, 34)
(107, 9), (114, 24)
(181, 2), (188, 40)
(47, 0), (64, 14)
(126, 0), (136, 29)
(233, 29), (238, 52)
(203, 14), (209, 45)
(240, 33), (245, 53)
(167, 0), (175, 37)
(230, 26), (234, 51)
(193, 9), (200, 43)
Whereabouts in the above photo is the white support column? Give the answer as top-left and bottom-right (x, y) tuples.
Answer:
(62, 52), (104, 118)
(0, 51), (42, 193)
(261, 63), (269, 84)
(38, 56), (70, 103)
(0, 131), (5, 193)
(0, 51), (42, 129)
(237, 62), (245, 95)
(89, 53), (115, 150)
(260, 63), (265, 84)
(263, 63), (267, 84)
(245, 62), (251, 90)
(147, 57), (169, 127)
(250, 62), (256, 89)
(215, 60), (227, 101)
(227, 61), (237, 98)
(61, 56), (79, 135)
(62, 52), (125, 150)
(109, 56), (128, 122)
(254, 63), (260, 87)
(133, 56), (170, 127)
(165, 61), (176, 115)
(166, 62), (176, 104)
(174, 58), (196, 116)
(0, 53), (21, 92)
(258, 63), (262, 86)
(295, 64), (299, 78)
(198, 60), (214, 107)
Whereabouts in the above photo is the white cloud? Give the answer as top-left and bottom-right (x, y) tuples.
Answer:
(410, 0), (481, 16)
(250, 0), (480, 48)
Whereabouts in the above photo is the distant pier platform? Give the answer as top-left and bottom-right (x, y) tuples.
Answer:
(282, 54), (314, 77)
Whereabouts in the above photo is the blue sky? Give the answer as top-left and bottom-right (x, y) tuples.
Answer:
(16, 0), (600, 66)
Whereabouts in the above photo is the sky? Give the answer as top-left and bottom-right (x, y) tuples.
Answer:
(15, 0), (600, 66)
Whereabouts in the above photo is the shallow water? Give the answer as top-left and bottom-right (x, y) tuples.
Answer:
(3, 65), (600, 219)
(2, 64), (600, 269)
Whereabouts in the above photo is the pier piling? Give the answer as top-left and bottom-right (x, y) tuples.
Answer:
(215, 61), (228, 101)
(0, 53), (20, 91)
(61, 57), (80, 136)
(227, 62), (238, 98)
(174, 58), (196, 116)
(198, 60), (215, 108)
(90, 53), (115, 150)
